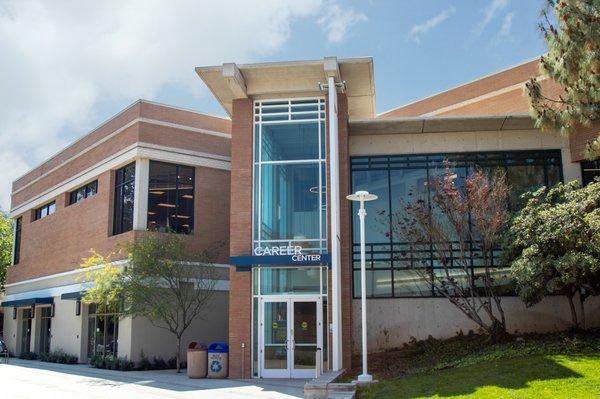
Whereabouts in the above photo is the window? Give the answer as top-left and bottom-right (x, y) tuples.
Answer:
(34, 201), (56, 220)
(113, 162), (135, 235)
(253, 99), (327, 253)
(351, 150), (563, 298)
(69, 180), (98, 205)
(87, 303), (119, 358)
(13, 217), (21, 265)
(147, 161), (195, 234)
(581, 159), (600, 186)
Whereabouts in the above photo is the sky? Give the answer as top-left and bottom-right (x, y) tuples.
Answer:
(0, 0), (548, 211)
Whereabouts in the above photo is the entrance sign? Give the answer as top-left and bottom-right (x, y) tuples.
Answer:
(254, 245), (302, 256)
(230, 247), (331, 269)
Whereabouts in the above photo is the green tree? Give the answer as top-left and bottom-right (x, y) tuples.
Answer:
(0, 210), (13, 291)
(525, 0), (600, 157)
(83, 234), (220, 372)
(505, 180), (600, 329)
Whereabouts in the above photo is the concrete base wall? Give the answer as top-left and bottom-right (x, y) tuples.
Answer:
(352, 296), (600, 353)
(126, 290), (229, 363)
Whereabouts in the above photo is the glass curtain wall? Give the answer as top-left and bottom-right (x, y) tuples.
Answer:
(147, 161), (195, 234)
(253, 99), (327, 253)
(351, 150), (563, 298)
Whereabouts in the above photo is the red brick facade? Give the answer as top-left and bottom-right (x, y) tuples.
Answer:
(7, 101), (231, 284)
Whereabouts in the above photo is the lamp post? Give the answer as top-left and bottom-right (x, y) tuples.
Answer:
(347, 190), (377, 383)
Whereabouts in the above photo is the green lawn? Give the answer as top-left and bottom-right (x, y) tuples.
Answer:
(358, 353), (600, 399)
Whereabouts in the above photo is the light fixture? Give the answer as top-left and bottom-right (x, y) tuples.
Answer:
(149, 190), (165, 195)
(157, 203), (176, 208)
(171, 215), (190, 219)
(148, 211), (156, 215)
(181, 194), (193, 199)
(346, 190), (378, 383)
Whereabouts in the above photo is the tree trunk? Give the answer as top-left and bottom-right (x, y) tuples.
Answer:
(567, 292), (579, 329)
(176, 335), (181, 373)
(579, 290), (586, 331)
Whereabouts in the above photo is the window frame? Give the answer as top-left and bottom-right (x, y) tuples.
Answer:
(252, 98), (327, 254)
(146, 160), (195, 234)
(112, 162), (136, 236)
(350, 149), (564, 299)
(69, 180), (98, 205)
(13, 216), (22, 265)
(34, 201), (56, 221)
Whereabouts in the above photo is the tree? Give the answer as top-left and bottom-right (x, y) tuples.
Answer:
(83, 234), (219, 372)
(0, 210), (13, 291)
(525, 0), (600, 158)
(393, 164), (510, 340)
(504, 180), (600, 329)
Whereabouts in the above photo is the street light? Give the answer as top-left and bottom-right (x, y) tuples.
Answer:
(346, 190), (378, 383)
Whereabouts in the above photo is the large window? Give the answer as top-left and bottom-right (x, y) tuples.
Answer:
(113, 163), (135, 235)
(87, 304), (119, 358)
(13, 217), (21, 265)
(351, 150), (563, 298)
(34, 201), (56, 221)
(253, 99), (327, 253)
(581, 159), (600, 186)
(147, 161), (195, 234)
(69, 180), (98, 205)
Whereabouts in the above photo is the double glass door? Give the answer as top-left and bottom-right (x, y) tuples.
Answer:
(261, 296), (322, 378)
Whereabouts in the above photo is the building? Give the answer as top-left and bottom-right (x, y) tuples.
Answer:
(1, 100), (231, 362)
(196, 56), (600, 379)
(2, 56), (600, 378)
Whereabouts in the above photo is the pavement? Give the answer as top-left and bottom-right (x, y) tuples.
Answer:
(0, 358), (307, 398)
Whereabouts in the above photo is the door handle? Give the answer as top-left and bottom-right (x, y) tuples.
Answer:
(284, 339), (288, 351)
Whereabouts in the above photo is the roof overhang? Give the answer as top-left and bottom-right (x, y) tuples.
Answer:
(196, 57), (375, 120)
(349, 114), (536, 135)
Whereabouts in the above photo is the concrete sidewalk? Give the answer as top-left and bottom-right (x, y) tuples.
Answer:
(0, 358), (307, 398)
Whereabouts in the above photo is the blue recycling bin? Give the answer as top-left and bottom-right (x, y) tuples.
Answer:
(207, 342), (229, 378)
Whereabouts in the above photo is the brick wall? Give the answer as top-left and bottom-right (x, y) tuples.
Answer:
(7, 170), (135, 282)
(227, 98), (254, 378)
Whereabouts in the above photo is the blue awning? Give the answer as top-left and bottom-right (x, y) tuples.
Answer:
(1, 297), (53, 308)
(61, 291), (86, 300)
(230, 253), (331, 271)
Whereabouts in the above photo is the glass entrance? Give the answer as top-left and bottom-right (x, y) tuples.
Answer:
(39, 307), (52, 354)
(260, 296), (322, 378)
(20, 309), (32, 354)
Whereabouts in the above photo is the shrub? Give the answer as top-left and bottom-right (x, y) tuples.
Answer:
(39, 349), (78, 364)
(152, 357), (168, 370)
(138, 351), (152, 370)
(88, 354), (134, 371)
(19, 351), (38, 360)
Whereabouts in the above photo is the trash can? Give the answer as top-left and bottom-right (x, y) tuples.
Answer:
(187, 342), (207, 378)
(207, 342), (229, 378)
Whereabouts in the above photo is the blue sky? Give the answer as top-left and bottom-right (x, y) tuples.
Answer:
(0, 0), (548, 210)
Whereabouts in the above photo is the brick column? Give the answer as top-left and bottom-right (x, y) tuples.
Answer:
(228, 98), (254, 378)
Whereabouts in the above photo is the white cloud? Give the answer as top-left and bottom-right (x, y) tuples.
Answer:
(317, 2), (367, 43)
(0, 0), (328, 211)
(476, 0), (508, 34)
(498, 12), (514, 37)
(407, 7), (455, 43)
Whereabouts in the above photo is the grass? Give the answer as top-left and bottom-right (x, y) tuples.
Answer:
(351, 331), (600, 399)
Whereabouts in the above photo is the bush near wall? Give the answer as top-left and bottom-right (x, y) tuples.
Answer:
(39, 349), (78, 364)
(18, 351), (38, 360)
(89, 354), (135, 371)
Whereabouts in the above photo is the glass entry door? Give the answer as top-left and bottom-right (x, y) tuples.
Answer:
(261, 296), (322, 378)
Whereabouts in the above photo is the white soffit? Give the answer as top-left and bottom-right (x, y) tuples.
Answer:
(196, 57), (375, 119)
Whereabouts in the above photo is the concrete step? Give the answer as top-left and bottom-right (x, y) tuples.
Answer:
(327, 392), (355, 399)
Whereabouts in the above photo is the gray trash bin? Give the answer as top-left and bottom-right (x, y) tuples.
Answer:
(207, 342), (228, 378)
(187, 342), (207, 378)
